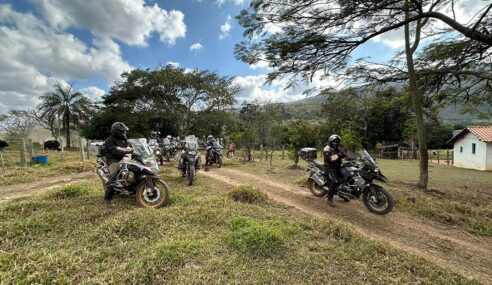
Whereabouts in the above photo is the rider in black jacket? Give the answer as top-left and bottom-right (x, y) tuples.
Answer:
(103, 122), (133, 204)
(323, 134), (348, 207)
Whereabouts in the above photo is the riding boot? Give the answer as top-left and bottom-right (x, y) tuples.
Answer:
(104, 185), (114, 204)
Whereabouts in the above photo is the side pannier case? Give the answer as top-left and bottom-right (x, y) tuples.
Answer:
(299, 147), (317, 161)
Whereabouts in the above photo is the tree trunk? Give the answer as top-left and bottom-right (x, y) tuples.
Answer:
(65, 110), (71, 148)
(405, 0), (428, 188)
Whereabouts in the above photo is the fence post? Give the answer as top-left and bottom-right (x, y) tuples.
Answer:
(260, 144), (263, 161)
(19, 139), (27, 167)
(446, 150), (449, 165)
(281, 145), (285, 160)
(0, 150), (5, 172)
(80, 138), (85, 161)
(437, 150), (440, 164)
(60, 138), (64, 166)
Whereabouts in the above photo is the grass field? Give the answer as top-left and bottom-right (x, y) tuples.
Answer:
(0, 147), (92, 186)
(226, 150), (492, 237)
(0, 165), (480, 284)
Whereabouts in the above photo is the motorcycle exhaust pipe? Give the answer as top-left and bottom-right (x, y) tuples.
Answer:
(97, 168), (109, 183)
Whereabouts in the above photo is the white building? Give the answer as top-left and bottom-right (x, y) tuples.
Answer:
(447, 126), (492, 171)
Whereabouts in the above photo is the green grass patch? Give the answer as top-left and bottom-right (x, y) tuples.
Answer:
(228, 185), (267, 204)
(48, 184), (90, 199)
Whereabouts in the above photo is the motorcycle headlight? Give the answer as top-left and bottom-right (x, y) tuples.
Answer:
(155, 150), (161, 155)
(374, 167), (380, 173)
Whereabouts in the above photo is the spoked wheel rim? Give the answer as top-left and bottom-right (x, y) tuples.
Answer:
(136, 179), (170, 208)
(367, 192), (388, 211)
(308, 179), (326, 197)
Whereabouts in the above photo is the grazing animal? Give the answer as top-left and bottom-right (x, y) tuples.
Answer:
(44, 140), (61, 151)
(0, 140), (8, 151)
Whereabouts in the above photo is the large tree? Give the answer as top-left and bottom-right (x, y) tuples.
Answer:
(38, 84), (92, 148)
(0, 109), (36, 140)
(235, 0), (492, 188)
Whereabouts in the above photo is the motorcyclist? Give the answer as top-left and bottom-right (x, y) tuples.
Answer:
(205, 135), (215, 160)
(102, 122), (133, 204)
(323, 134), (348, 207)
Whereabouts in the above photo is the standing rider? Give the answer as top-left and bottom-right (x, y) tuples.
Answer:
(103, 122), (133, 204)
(205, 135), (215, 161)
(323, 134), (348, 207)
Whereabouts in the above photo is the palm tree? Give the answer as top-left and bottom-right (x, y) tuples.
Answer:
(38, 83), (92, 148)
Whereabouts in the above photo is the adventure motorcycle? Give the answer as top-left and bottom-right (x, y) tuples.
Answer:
(205, 140), (223, 168)
(176, 136), (201, 186)
(148, 138), (164, 165)
(94, 139), (170, 208)
(299, 148), (394, 215)
(161, 137), (173, 162)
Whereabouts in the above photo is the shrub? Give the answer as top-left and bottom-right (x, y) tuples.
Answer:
(228, 185), (267, 204)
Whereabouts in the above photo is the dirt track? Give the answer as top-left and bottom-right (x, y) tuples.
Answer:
(201, 167), (492, 285)
(0, 172), (95, 202)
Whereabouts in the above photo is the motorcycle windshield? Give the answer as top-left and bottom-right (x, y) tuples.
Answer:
(184, 135), (199, 151)
(128, 139), (154, 158)
(357, 149), (377, 167)
(163, 138), (171, 145)
(148, 138), (159, 148)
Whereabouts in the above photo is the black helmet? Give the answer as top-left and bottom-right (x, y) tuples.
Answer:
(111, 122), (129, 137)
(151, 131), (158, 139)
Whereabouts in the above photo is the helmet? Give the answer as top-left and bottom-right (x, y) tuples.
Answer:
(207, 135), (214, 140)
(328, 134), (341, 143)
(151, 131), (158, 139)
(167, 135), (172, 139)
(111, 122), (129, 137)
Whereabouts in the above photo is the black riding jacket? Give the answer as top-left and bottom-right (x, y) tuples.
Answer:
(103, 134), (129, 164)
(323, 145), (347, 169)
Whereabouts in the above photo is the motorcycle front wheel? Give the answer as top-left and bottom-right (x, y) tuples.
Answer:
(135, 177), (170, 208)
(217, 155), (223, 168)
(363, 185), (394, 215)
(187, 164), (195, 186)
(307, 179), (327, 197)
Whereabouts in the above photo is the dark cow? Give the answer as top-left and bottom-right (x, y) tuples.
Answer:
(0, 140), (8, 151)
(44, 140), (61, 151)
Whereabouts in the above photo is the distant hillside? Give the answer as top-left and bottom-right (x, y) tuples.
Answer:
(283, 96), (490, 125)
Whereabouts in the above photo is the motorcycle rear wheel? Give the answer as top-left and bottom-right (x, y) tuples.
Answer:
(307, 179), (327, 197)
(187, 164), (195, 186)
(135, 178), (170, 208)
(363, 185), (394, 215)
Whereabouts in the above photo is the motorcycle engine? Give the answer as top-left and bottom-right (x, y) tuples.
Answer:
(120, 169), (135, 185)
(349, 175), (366, 189)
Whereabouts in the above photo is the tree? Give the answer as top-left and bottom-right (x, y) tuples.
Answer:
(38, 84), (92, 147)
(86, 65), (238, 139)
(286, 120), (319, 166)
(0, 109), (36, 140)
(236, 0), (492, 188)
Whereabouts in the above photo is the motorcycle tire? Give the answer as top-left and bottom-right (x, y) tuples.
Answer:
(187, 164), (195, 186)
(307, 179), (327, 197)
(363, 185), (394, 215)
(160, 156), (164, 166)
(166, 153), (170, 162)
(217, 155), (223, 168)
(135, 177), (170, 208)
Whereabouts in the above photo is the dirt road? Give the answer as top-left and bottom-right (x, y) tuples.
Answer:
(0, 172), (95, 202)
(201, 167), (492, 285)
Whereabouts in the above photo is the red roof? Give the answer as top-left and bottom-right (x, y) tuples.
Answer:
(447, 126), (492, 144)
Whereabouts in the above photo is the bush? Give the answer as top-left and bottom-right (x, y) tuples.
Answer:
(228, 186), (267, 204)
(48, 184), (89, 199)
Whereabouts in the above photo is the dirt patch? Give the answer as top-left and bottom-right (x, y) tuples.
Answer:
(201, 167), (492, 285)
(0, 172), (95, 202)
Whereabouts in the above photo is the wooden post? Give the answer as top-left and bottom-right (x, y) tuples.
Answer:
(60, 138), (64, 166)
(281, 145), (285, 160)
(0, 150), (5, 172)
(437, 150), (440, 164)
(28, 139), (34, 165)
(260, 144), (263, 161)
(446, 150), (450, 165)
(79, 138), (85, 161)
(451, 150), (454, 165)
(19, 139), (27, 167)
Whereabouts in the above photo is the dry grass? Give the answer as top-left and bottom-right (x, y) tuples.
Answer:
(0, 166), (480, 284)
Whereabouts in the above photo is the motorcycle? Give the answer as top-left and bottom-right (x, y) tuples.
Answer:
(205, 140), (223, 168)
(94, 139), (170, 208)
(299, 147), (394, 215)
(161, 137), (173, 162)
(148, 138), (164, 165)
(176, 135), (201, 186)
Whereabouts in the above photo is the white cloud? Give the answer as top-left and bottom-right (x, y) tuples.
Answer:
(79, 86), (106, 101)
(189, 42), (204, 52)
(219, 15), (232, 40)
(0, 4), (132, 113)
(216, 0), (246, 7)
(31, 0), (186, 46)
(166, 61), (180, 67)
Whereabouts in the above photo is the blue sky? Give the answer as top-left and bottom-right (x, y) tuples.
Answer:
(0, 0), (485, 113)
